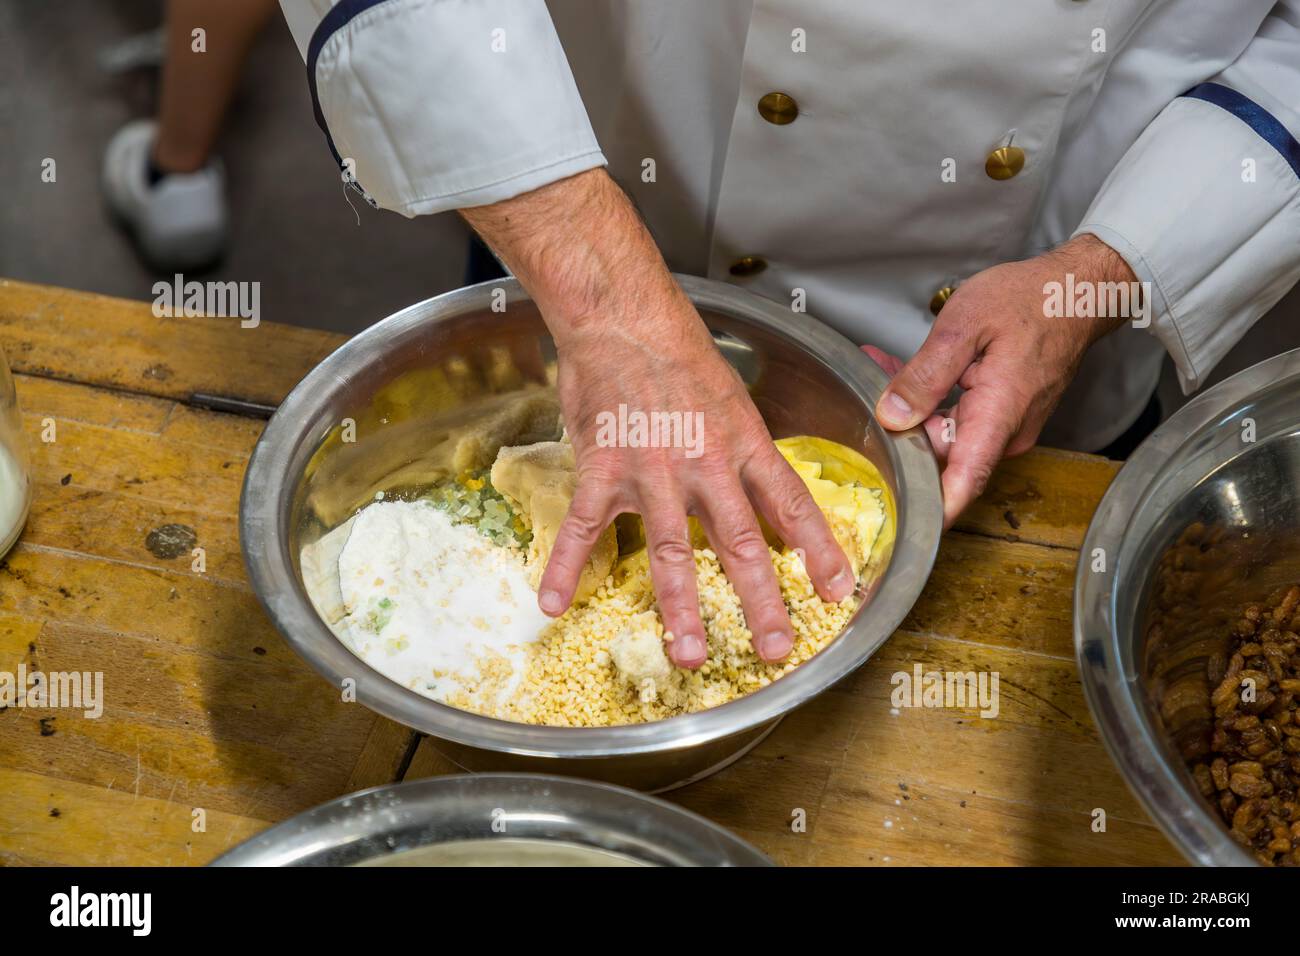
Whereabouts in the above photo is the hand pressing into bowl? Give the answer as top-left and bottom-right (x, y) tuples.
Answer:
(461, 169), (855, 667)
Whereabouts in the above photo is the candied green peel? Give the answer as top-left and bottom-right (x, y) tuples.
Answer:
(423, 469), (532, 548)
(359, 596), (396, 635)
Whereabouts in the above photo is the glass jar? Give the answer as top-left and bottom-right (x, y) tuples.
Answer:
(0, 345), (31, 559)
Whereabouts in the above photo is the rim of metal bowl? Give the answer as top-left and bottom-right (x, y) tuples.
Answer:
(211, 773), (773, 866)
(1075, 346), (1300, 866)
(241, 275), (942, 759)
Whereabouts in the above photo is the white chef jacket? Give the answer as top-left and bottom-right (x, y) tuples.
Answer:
(280, 0), (1300, 451)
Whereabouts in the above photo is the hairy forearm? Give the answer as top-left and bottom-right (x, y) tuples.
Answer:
(459, 169), (691, 348)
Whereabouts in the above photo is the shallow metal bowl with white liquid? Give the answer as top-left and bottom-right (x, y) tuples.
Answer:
(240, 275), (942, 792)
(212, 774), (772, 866)
(1077, 347), (1300, 866)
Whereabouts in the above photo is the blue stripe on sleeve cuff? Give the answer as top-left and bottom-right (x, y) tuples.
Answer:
(1182, 82), (1300, 180)
(306, 0), (395, 205)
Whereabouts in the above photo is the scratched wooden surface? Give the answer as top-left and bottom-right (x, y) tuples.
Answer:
(0, 278), (1183, 866)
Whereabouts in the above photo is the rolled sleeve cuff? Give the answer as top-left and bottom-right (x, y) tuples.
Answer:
(310, 0), (606, 216)
(1073, 88), (1300, 393)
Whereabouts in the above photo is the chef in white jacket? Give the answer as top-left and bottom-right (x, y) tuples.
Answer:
(277, 0), (1300, 668)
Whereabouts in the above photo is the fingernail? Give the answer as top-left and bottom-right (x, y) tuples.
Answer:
(828, 569), (853, 602)
(674, 633), (707, 666)
(539, 589), (564, 615)
(756, 631), (793, 663)
(878, 391), (914, 428)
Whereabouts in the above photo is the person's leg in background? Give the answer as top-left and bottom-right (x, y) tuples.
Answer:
(103, 0), (279, 271)
(151, 0), (279, 177)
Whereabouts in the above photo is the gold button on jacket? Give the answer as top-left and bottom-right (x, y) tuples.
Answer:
(929, 286), (955, 315)
(757, 92), (798, 125)
(730, 255), (768, 277)
(985, 145), (1026, 180)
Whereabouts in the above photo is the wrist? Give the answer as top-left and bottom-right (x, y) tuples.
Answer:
(461, 169), (687, 348)
(1052, 233), (1141, 341)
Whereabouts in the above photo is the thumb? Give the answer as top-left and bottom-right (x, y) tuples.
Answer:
(875, 317), (978, 431)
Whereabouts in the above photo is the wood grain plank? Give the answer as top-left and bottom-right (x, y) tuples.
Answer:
(23, 412), (245, 517)
(725, 786), (1180, 866)
(345, 720), (420, 793)
(0, 352), (417, 860)
(13, 374), (249, 583)
(955, 447), (1119, 551)
(0, 278), (344, 406)
(0, 523), (413, 849)
(0, 767), (270, 867)
(813, 769), (1181, 866)
(0, 610), (404, 822)
(161, 404), (266, 457)
(403, 736), (471, 780)
(670, 671), (1183, 866)
(22, 482), (245, 587)
(12, 373), (174, 435)
(0, 545), (290, 665)
(903, 531), (1079, 660)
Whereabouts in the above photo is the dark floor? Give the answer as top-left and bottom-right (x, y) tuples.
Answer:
(1, 0), (1294, 416)
(0, 0), (469, 336)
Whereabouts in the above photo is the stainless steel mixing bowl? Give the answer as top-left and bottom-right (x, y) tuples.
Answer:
(212, 773), (772, 866)
(241, 275), (942, 791)
(1077, 347), (1300, 866)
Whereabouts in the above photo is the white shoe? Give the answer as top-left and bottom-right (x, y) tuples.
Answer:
(102, 119), (228, 271)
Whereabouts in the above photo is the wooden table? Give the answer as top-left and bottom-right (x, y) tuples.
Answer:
(0, 278), (1183, 866)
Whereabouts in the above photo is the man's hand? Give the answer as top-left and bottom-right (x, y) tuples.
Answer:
(866, 234), (1137, 527)
(462, 169), (854, 667)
